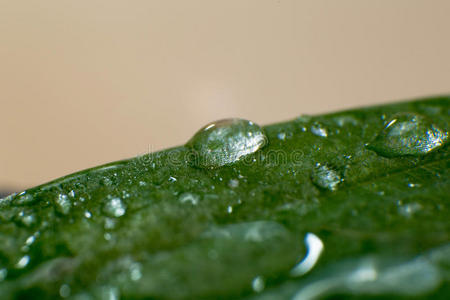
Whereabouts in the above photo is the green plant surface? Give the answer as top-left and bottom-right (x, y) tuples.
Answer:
(0, 96), (449, 300)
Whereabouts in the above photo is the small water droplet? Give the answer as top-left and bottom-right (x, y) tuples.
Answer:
(179, 193), (199, 205)
(407, 183), (421, 188)
(228, 179), (239, 188)
(0, 268), (7, 281)
(25, 235), (36, 246)
(311, 122), (328, 137)
(368, 113), (448, 157)
(186, 118), (267, 169)
(277, 132), (286, 140)
(398, 202), (422, 217)
(227, 206), (233, 214)
(104, 218), (117, 230)
(59, 284), (71, 298)
(14, 192), (35, 205)
(103, 198), (126, 218)
(129, 263), (142, 281)
(168, 176), (177, 182)
(252, 276), (265, 293)
(84, 211), (92, 219)
(95, 286), (119, 300)
(16, 255), (30, 269)
(104, 233), (112, 240)
(55, 194), (71, 215)
(334, 115), (359, 127)
(311, 163), (342, 191)
(17, 211), (36, 227)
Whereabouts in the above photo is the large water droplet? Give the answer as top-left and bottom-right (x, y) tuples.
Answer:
(186, 118), (267, 169)
(368, 113), (448, 157)
(103, 198), (126, 218)
(311, 163), (342, 191)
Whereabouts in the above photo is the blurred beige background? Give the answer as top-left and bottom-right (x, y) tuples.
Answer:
(1, 0), (449, 189)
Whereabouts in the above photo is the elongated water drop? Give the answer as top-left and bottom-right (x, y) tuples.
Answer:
(367, 113), (448, 157)
(186, 118), (267, 169)
(311, 163), (342, 191)
(178, 193), (200, 205)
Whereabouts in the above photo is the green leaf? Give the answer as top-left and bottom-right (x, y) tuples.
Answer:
(0, 96), (449, 299)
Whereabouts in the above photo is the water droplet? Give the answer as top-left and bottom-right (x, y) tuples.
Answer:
(203, 221), (289, 243)
(291, 233), (324, 277)
(227, 206), (233, 214)
(59, 284), (71, 298)
(178, 193), (199, 205)
(334, 115), (359, 127)
(407, 183), (421, 188)
(104, 218), (117, 229)
(16, 255), (30, 269)
(94, 286), (119, 300)
(311, 163), (342, 191)
(25, 234), (37, 246)
(186, 118), (267, 169)
(17, 211), (36, 227)
(168, 176), (177, 182)
(103, 198), (126, 218)
(398, 201), (422, 217)
(311, 122), (328, 137)
(228, 179), (239, 188)
(129, 263), (142, 281)
(252, 276), (265, 293)
(367, 113), (448, 157)
(14, 192), (35, 205)
(277, 132), (286, 140)
(104, 233), (112, 241)
(84, 211), (92, 219)
(0, 268), (7, 281)
(55, 194), (71, 215)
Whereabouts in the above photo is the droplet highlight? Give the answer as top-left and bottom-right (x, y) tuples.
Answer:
(367, 113), (448, 157)
(186, 118), (267, 169)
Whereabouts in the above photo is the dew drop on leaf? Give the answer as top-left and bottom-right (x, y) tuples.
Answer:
(13, 192), (35, 206)
(55, 194), (71, 215)
(0, 268), (7, 281)
(311, 163), (342, 191)
(310, 122), (328, 137)
(367, 113), (448, 157)
(15, 255), (30, 269)
(103, 198), (126, 218)
(252, 276), (265, 293)
(186, 118), (267, 169)
(178, 193), (200, 205)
